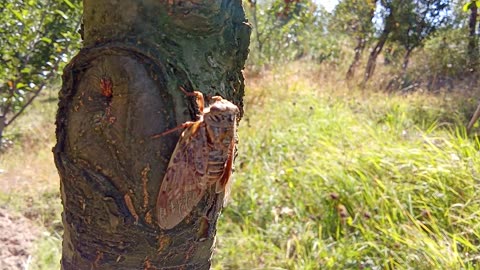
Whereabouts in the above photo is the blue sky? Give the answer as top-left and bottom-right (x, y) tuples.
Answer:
(314, 0), (339, 12)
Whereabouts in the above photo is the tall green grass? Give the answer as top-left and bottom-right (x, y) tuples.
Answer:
(2, 62), (480, 269)
(214, 64), (480, 269)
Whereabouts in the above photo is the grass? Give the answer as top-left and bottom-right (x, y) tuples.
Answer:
(213, 63), (480, 269)
(2, 62), (480, 269)
(0, 91), (62, 269)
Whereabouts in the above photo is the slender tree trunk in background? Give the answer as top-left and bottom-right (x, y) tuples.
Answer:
(53, 0), (250, 269)
(346, 0), (375, 80)
(346, 37), (366, 80)
(383, 46), (392, 66)
(363, 31), (389, 85)
(248, 1), (263, 56)
(389, 48), (413, 91)
(362, 9), (394, 86)
(468, 1), (478, 70)
(402, 48), (413, 72)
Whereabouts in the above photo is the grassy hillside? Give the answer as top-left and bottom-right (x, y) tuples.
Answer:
(214, 63), (480, 269)
(1, 62), (480, 269)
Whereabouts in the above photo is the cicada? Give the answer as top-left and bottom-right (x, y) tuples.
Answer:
(153, 87), (239, 230)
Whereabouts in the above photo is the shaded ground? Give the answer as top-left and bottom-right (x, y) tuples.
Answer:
(0, 207), (40, 270)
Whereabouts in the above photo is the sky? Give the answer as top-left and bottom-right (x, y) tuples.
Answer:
(314, 0), (339, 12)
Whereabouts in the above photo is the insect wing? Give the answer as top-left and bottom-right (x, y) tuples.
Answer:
(215, 129), (236, 193)
(156, 123), (209, 229)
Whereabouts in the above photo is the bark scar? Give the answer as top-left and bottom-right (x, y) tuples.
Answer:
(100, 76), (116, 124)
(91, 250), (103, 269)
(100, 76), (113, 97)
(141, 164), (151, 209)
(144, 257), (156, 270)
(124, 193), (139, 223)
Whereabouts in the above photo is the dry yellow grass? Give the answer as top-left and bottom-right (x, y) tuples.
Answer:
(0, 93), (58, 195)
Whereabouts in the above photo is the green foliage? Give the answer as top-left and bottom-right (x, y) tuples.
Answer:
(242, 0), (475, 85)
(0, 0), (82, 142)
(245, 0), (342, 69)
(419, 28), (470, 77)
(332, 0), (375, 39)
(31, 232), (62, 270)
(463, 0), (480, 12)
(388, 0), (451, 53)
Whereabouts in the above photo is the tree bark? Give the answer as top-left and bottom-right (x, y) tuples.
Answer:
(468, 1), (478, 70)
(402, 48), (412, 72)
(362, 31), (389, 85)
(345, 0), (375, 80)
(362, 7), (394, 86)
(53, 1), (250, 269)
(346, 37), (366, 80)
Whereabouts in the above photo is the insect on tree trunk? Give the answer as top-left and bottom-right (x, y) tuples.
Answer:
(53, 1), (250, 269)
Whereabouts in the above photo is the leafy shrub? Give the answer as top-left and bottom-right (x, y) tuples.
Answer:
(419, 28), (470, 78)
(0, 0), (82, 145)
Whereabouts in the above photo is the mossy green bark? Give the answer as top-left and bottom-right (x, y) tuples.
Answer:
(54, 1), (250, 269)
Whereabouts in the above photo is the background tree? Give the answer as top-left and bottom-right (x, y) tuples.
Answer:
(244, 0), (307, 62)
(53, 0), (250, 268)
(244, 0), (335, 68)
(362, 0), (451, 86)
(389, 0), (450, 73)
(0, 0), (81, 148)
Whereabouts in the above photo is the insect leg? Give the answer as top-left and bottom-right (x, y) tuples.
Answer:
(215, 138), (235, 193)
(151, 121), (195, 138)
(179, 86), (204, 114)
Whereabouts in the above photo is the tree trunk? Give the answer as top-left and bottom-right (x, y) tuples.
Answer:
(362, 31), (388, 85)
(346, 37), (366, 80)
(53, 1), (250, 269)
(362, 7), (394, 86)
(468, 1), (478, 70)
(402, 48), (413, 72)
(248, 1), (263, 55)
